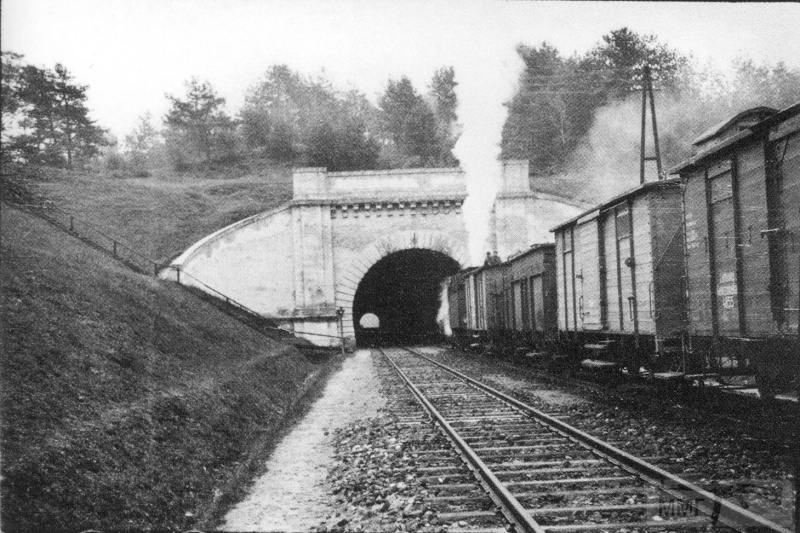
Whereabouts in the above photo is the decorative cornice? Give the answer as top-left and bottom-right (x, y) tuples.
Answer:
(329, 198), (464, 218)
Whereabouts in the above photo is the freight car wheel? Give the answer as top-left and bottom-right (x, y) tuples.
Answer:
(754, 340), (798, 400)
(755, 371), (779, 401)
(754, 362), (790, 401)
(623, 346), (642, 377)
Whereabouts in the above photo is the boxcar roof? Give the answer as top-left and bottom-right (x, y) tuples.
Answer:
(448, 266), (479, 280)
(550, 177), (681, 232)
(692, 106), (777, 147)
(671, 102), (800, 175)
(507, 242), (554, 263)
(471, 262), (508, 276)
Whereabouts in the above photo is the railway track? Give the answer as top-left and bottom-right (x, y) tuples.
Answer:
(457, 351), (797, 448)
(379, 346), (791, 533)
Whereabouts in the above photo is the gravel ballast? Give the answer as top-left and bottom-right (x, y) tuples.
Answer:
(423, 346), (796, 530)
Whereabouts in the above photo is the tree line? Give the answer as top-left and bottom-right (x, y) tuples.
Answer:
(1, 53), (458, 173)
(3, 28), (798, 176)
(237, 64), (458, 170)
(501, 27), (800, 175)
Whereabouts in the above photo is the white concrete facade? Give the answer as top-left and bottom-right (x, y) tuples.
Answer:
(163, 161), (585, 346)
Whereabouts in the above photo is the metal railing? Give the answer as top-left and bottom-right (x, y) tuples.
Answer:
(16, 201), (161, 276)
(172, 265), (345, 350)
(170, 266), (345, 344)
(170, 265), (280, 326)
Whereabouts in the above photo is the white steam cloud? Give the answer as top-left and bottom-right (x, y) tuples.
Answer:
(436, 281), (452, 337)
(454, 39), (522, 266)
(559, 95), (702, 199)
(556, 97), (651, 201)
(554, 78), (799, 204)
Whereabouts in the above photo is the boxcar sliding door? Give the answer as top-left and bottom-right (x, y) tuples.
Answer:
(512, 281), (524, 332)
(520, 279), (530, 333)
(577, 218), (603, 331)
(708, 161), (742, 336)
(615, 204), (636, 332)
(772, 130), (800, 334)
(475, 273), (486, 330)
(684, 170), (714, 337)
(531, 274), (544, 333)
(561, 229), (577, 332)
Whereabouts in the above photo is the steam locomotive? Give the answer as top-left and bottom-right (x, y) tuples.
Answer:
(445, 103), (800, 398)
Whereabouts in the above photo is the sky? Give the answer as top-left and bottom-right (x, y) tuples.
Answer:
(3, 0), (800, 140)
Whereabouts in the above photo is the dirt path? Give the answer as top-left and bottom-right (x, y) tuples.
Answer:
(221, 349), (385, 531)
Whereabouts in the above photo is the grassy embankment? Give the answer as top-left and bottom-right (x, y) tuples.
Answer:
(0, 163), (334, 531)
(16, 160), (294, 264)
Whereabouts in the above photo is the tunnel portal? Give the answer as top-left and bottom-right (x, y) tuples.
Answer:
(352, 249), (460, 346)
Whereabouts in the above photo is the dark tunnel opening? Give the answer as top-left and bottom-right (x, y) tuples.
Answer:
(352, 249), (460, 347)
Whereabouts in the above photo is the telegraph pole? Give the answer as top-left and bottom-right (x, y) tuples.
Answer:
(640, 66), (663, 184)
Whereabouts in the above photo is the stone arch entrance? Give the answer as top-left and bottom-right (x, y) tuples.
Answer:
(335, 230), (468, 342)
(351, 249), (460, 346)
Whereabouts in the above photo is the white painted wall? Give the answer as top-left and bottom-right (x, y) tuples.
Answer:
(162, 206), (296, 317)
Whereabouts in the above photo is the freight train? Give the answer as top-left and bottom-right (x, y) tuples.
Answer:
(445, 103), (800, 398)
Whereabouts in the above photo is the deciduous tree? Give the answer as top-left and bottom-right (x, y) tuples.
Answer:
(241, 65), (381, 169)
(122, 113), (163, 174)
(428, 66), (459, 165)
(306, 119), (379, 171)
(378, 77), (439, 166)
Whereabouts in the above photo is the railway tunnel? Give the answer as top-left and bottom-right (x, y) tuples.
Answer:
(352, 249), (460, 346)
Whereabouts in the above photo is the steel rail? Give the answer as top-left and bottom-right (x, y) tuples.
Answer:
(403, 347), (792, 533)
(378, 348), (546, 533)
(486, 356), (788, 441)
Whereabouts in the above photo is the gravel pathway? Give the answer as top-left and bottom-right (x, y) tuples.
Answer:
(221, 349), (385, 531)
(320, 348), (506, 532)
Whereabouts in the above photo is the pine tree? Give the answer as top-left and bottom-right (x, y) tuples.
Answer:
(164, 78), (236, 167)
(52, 64), (102, 167)
(5, 57), (105, 167)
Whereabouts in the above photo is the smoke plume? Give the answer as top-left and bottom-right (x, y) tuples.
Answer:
(554, 64), (800, 203)
(454, 43), (522, 265)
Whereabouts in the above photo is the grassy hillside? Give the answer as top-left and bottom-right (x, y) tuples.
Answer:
(6, 161), (601, 266)
(11, 160), (293, 264)
(0, 205), (324, 531)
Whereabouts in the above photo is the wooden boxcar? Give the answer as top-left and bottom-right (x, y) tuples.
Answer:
(505, 243), (558, 348)
(445, 264), (509, 349)
(671, 103), (800, 395)
(447, 268), (473, 344)
(466, 263), (508, 343)
(552, 179), (686, 371)
(445, 265), (506, 347)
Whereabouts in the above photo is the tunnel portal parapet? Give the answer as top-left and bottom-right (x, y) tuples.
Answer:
(293, 166), (467, 202)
